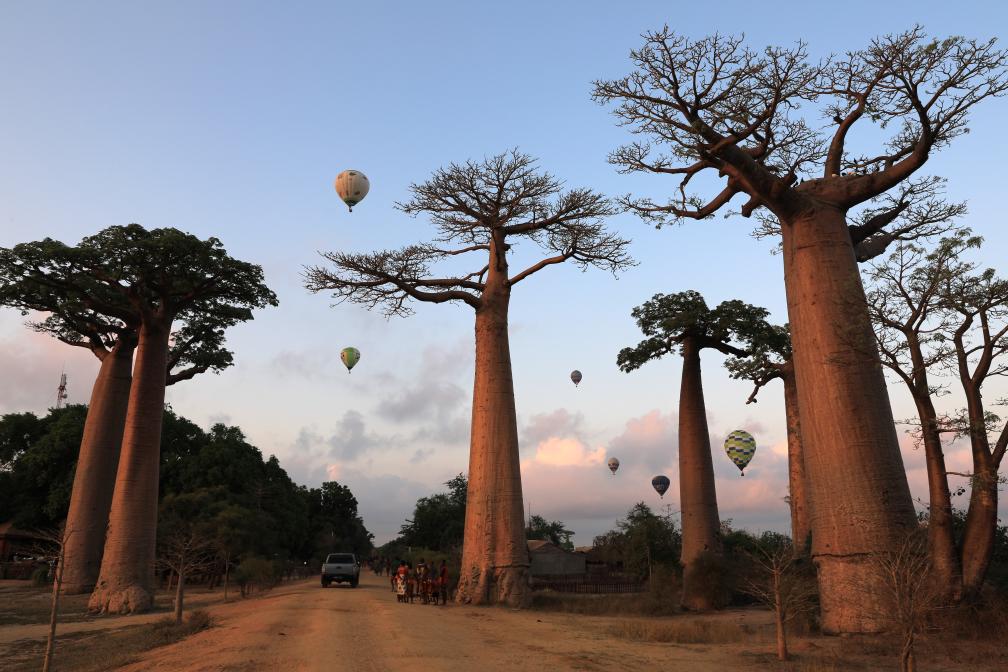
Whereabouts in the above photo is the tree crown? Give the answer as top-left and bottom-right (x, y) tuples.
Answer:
(305, 150), (633, 317)
(593, 26), (1006, 241)
(0, 224), (277, 328)
(617, 290), (767, 371)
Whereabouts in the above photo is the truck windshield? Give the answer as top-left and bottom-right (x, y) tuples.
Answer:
(326, 554), (355, 564)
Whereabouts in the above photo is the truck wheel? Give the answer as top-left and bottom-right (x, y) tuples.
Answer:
(350, 577), (359, 588)
(322, 579), (331, 588)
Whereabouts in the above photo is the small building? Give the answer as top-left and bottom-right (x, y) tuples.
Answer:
(575, 545), (624, 574)
(527, 539), (586, 576)
(0, 521), (46, 562)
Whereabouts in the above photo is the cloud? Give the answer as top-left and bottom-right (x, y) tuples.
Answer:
(606, 409), (678, 472)
(530, 437), (605, 467)
(207, 413), (233, 426)
(269, 349), (337, 381)
(521, 409), (589, 450)
(326, 410), (387, 461)
(334, 469), (441, 545)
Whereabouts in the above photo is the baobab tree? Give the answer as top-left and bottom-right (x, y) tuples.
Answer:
(0, 225), (277, 613)
(305, 150), (632, 606)
(594, 27), (1007, 632)
(724, 323), (810, 556)
(617, 291), (766, 610)
(0, 244), (240, 595)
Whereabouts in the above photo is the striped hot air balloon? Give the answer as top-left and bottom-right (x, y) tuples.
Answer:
(724, 429), (757, 476)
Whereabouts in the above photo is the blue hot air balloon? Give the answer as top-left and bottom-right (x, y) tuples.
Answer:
(651, 475), (670, 499)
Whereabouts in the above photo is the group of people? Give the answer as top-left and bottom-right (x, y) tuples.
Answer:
(392, 558), (449, 605)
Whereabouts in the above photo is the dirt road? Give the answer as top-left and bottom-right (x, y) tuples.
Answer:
(116, 572), (757, 672)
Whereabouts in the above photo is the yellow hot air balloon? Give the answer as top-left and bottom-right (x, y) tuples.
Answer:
(335, 170), (370, 212)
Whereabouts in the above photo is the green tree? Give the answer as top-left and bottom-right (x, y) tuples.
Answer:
(305, 482), (373, 561)
(618, 291), (765, 610)
(525, 515), (574, 551)
(399, 474), (467, 553)
(1, 225), (276, 612)
(593, 502), (681, 579)
(0, 406), (86, 529)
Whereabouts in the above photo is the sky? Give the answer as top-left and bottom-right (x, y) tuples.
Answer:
(1, 1), (1007, 545)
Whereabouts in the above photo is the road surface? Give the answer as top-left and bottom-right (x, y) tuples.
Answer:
(116, 571), (751, 671)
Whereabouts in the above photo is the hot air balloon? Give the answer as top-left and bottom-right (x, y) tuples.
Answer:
(607, 457), (620, 475)
(651, 475), (670, 498)
(340, 347), (361, 373)
(334, 170), (370, 212)
(570, 370), (582, 386)
(724, 429), (757, 476)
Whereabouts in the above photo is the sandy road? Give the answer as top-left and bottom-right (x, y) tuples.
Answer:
(117, 572), (751, 672)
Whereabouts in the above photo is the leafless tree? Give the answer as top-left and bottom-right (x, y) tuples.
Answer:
(743, 540), (818, 661)
(30, 526), (71, 672)
(158, 530), (215, 625)
(594, 26), (1007, 632)
(870, 534), (941, 672)
(305, 150), (632, 606)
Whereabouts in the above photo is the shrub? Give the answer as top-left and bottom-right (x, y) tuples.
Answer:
(30, 565), (50, 586)
(185, 609), (213, 632)
(234, 556), (276, 596)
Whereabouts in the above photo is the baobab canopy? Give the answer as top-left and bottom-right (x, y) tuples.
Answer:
(334, 170), (370, 212)
(340, 347), (360, 373)
(651, 475), (670, 498)
(607, 457), (619, 475)
(570, 370), (582, 386)
(724, 429), (757, 476)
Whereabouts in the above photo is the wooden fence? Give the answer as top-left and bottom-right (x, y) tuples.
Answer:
(530, 573), (645, 594)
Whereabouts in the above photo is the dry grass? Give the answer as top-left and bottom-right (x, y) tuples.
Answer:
(608, 617), (770, 644)
(531, 586), (683, 617)
(0, 585), (93, 626)
(1, 609), (214, 672)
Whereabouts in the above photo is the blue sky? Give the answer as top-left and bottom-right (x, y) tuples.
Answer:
(1, 1), (1006, 544)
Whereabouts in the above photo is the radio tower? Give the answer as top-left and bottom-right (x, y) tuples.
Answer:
(56, 371), (68, 409)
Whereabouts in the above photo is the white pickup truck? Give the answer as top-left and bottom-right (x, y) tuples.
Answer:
(321, 553), (360, 588)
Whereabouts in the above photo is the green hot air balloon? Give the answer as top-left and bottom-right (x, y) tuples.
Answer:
(724, 429), (757, 476)
(340, 347), (361, 373)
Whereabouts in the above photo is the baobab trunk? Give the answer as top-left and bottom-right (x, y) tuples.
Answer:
(455, 269), (529, 606)
(89, 321), (171, 614)
(782, 365), (811, 556)
(61, 338), (135, 594)
(678, 337), (723, 611)
(781, 207), (916, 633)
(913, 395), (961, 601)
